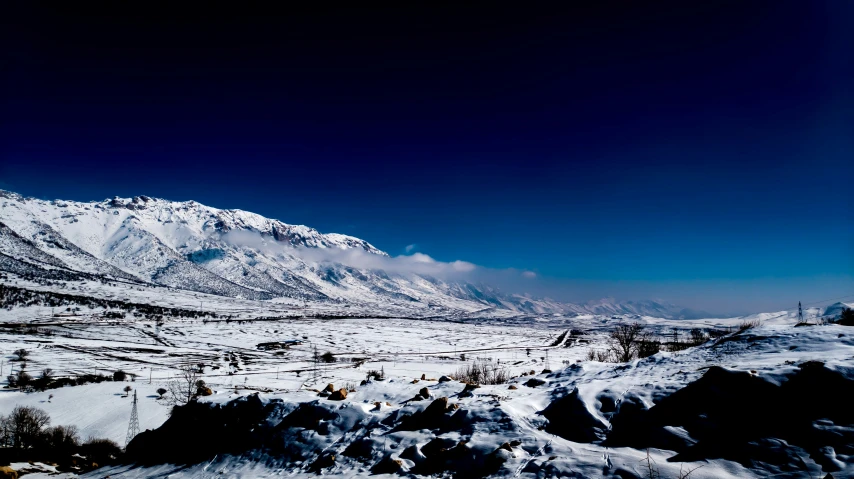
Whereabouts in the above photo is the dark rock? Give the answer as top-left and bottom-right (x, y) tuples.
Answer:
(524, 378), (546, 387)
(328, 388), (347, 401)
(540, 388), (607, 443)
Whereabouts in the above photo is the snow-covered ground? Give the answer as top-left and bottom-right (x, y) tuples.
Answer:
(2, 304), (852, 478)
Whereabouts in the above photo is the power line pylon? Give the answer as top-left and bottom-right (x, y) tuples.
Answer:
(125, 390), (140, 447)
(797, 301), (804, 323)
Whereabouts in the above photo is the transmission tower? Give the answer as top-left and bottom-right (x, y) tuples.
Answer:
(797, 301), (804, 323)
(125, 390), (140, 447)
(311, 344), (320, 383)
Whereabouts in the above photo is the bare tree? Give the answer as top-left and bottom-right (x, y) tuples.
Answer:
(7, 405), (50, 449)
(609, 323), (644, 362)
(166, 361), (202, 406)
(13, 349), (29, 361)
(123, 385), (133, 397)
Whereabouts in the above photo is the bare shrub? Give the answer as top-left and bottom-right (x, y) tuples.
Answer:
(42, 424), (80, 451)
(454, 361), (509, 385)
(166, 361), (202, 406)
(13, 348), (29, 361)
(586, 349), (613, 362)
(320, 351), (336, 363)
(637, 331), (661, 358)
(738, 319), (760, 332)
(366, 368), (385, 381)
(688, 328), (707, 345)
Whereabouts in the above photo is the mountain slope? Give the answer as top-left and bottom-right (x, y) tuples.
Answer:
(0, 190), (704, 318)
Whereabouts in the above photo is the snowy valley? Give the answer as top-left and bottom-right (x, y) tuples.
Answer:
(0, 190), (852, 479)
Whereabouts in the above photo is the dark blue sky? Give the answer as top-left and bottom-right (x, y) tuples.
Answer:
(2, 3), (852, 311)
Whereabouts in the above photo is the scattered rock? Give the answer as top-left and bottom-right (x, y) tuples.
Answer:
(328, 388), (348, 401)
(197, 387), (213, 396)
(529, 370), (536, 375)
(541, 369), (552, 374)
(498, 442), (513, 452)
(421, 373), (426, 380)
(419, 387), (430, 399)
(324, 383), (335, 393)
(508, 385), (518, 390)
(524, 378), (546, 387)
(460, 383), (480, 397)
(359, 379), (367, 386)
(509, 439), (522, 447)
(411, 379), (419, 384)
(438, 375), (453, 382)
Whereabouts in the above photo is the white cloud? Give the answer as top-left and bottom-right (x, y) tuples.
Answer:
(522, 271), (537, 278)
(404, 243), (418, 253)
(217, 230), (481, 279)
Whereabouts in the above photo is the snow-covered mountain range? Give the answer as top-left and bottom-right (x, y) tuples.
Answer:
(0, 190), (719, 318)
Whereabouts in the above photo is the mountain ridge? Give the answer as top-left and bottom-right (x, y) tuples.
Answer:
(0, 189), (711, 319)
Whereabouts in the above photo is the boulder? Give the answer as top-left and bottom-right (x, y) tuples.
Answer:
(421, 373), (426, 380)
(541, 369), (552, 374)
(508, 385), (518, 390)
(372, 455), (406, 474)
(438, 375), (453, 382)
(460, 383), (480, 397)
(529, 370), (536, 375)
(524, 378), (546, 387)
(198, 386), (213, 396)
(0, 466), (17, 479)
(411, 379), (419, 384)
(324, 383), (335, 393)
(419, 387), (430, 399)
(328, 388), (348, 400)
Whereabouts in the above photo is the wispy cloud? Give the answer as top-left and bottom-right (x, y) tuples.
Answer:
(218, 230), (484, 278)
(404, 243), (418, 253)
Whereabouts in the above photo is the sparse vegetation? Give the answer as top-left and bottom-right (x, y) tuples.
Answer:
(737, 319), (760, 332)
(320, 351), (336, 363)
(167, 361), (203, 405)
(454, 360), (509, 385)
(13, 348), (29, 361)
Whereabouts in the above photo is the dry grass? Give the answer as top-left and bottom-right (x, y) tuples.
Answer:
(453, 361), (509, 385)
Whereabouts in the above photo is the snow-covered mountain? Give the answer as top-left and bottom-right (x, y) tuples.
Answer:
(0, 190), (701, 318)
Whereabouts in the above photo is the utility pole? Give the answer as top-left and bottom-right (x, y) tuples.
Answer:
(125, 390), (140, 447)
(797, 301), (804, 323)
